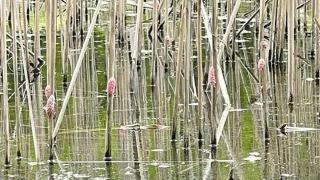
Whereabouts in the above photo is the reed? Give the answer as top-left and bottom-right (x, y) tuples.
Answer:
(171, 3), (185, 140)
(46, 0), (57, 162)
(33, 0), (45, 157)
(10, 0), (22, 160)
(1, 0), (10, 166)
(1, 1), (320, 178)
(131, 0), (144, 124)
(18, 0), (40, 161)
(196, 0), (203, 143)
(287, 0), (295, 107)
(52, 0), (103, 138)
(183, 0), (191, 149)
(104, 0), (116, 161)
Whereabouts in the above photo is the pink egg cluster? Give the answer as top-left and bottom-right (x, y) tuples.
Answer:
(107, 77), (116, 96)
(44, 85), (55, 119)
(258, 58), (265, 72)
(208, 66), (216, 87)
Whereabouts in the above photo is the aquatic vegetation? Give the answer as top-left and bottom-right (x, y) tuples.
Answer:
(0, 0), (320, 179)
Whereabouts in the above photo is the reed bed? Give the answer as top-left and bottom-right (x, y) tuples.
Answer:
(0, 0), (320, 179)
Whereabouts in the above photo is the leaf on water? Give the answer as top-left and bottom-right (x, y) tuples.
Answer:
(218, 16), (227, 20)
(253, 102), (263, 106)
(281, 173), (295, 177)
(285, 126), (319, 132)
(243, 155), (261, 162)
(151, 149), (164, 152)
(117, 123), (148, 130)
(8, 175), (18, 178)
(150, 162), (160, 167)
(249, 152), (260, 156)
(158, 163), (171, 168)
(124, 166), (135, 176)
(229, 108), (248, 112)
(28, 161), (46, 166)
(126, 13), (138, 17)
(306, 78), (314, 81)
(73, 174), (90, 178)
(242, 30), (252, 34)
(243, 151), (262, 162)
(215, 159), (234, 163)
(189, 102), (198, 106)
(235, 39), (249, 43)
(154, 125), (169, 130)
(91, 178), (110, 180)
(141, 49), (152, 54)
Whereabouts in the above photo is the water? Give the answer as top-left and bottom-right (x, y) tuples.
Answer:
(2, 105), (320, 179)
(1, 0), (320, 179)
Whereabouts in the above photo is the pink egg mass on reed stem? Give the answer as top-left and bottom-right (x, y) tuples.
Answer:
(208, 66), (216, 87)
(258, 58), (266, 73)
(43, 85), (55, 119)
(107, 77), (116, 96)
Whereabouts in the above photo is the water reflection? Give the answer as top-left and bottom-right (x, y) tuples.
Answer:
(1, 0), (320, 179)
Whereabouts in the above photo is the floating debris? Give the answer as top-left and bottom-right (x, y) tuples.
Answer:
(150, 149), (164, 152)
(243, 154), (262, 163)
(278, 123), (320, 135)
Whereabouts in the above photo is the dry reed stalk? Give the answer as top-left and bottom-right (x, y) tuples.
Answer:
(258, 0), (266, 44)
(200, 2), (231, 106)
(45, 0), (57, 162)
(17, 3), (40, 161)
(10, 0), (22, 160)
(210, 0), (241, 152)
(104, 0), (116, 161)
(1, 0), (10, 166)
(131, 0), (144, 123)
(152, 0), (159, 123)
(287, 0), (295, 106)
(258, 0), (270, 144)
(183, 0), (191, 149)
(63, 0), (71, 79)
(163, 0), (169, 125)
(196, 0), (203, 142)
(46, 0), (52, 84)
(209, 0), (218, 151)
(34, 0), (44, 146)
(53, 0), (103, 138)
(171, 3), (185, 140)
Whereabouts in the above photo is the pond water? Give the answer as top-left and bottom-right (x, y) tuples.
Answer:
(1, 0), (320, 179)
(2, 106), (320, 179)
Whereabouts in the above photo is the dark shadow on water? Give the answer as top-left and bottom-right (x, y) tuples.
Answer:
(263, 138), (270, 179)
(16, 160), (22, 178)
(106, 162), (112, 179)
(211, 133), (217, 159)
(48, 163), (55, 180)
(228, 168), (235, 180)
(132, 131), (141, 180)
(171, 142), (179, 179)
(134, 162), (141, 180)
